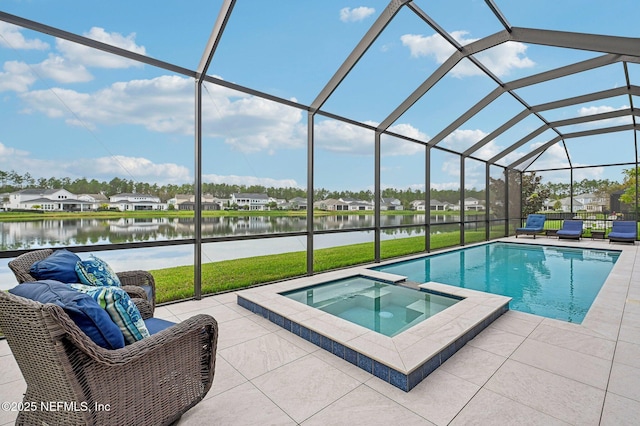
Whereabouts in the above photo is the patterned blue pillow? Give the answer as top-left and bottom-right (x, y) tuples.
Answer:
(75, 255), (121, 287)
(70, 284), (150, 344)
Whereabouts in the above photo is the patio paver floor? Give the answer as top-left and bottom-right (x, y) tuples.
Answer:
(0, 237), (638, 425)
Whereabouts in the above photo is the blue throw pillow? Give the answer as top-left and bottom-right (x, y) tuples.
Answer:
(9, 280), (125, 350)
(71, 284), (150, 344)
(75, 255), (121, 287)
(30, 249), (82, 283)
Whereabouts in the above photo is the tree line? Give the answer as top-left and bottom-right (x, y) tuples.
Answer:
(3, 168), (635, 213)
(0, 169), (480, 208)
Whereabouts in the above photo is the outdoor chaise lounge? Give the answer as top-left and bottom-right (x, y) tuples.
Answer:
(9, 248), (156, 311)
(556, 220), (584, 240)
(608, 220), (638, 243)
(515, 214), (546, 238)
(0, 282), (218, 426)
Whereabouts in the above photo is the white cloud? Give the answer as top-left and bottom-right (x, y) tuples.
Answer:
(401, 32), (455, 62)
(202, 84), (306, 153)
(56, 27), (145, 69)
(75, 155), (191, 184)
(473, 41), (534, 78)
(1, 139), (303, 187)
(447, 128), (542, 166)
(438, 128), (527, 168)
(314, 120), (426, 156)
(21, 74), (432, 158)
(34, 54), (94, 83)
(577, 105), (622, 116)
(0, 141), (29, 159)
(0, 26), (145, 92)
(339, 7), (375, 22)
(574, 104), (632, 128)
(314, 120), (372, 154)
(202, 173), (300, 188)
(0, 61), (37, 92)
(441, 128), (486, 151)
(19, 76), (194, 132)
(430, 181), (461, 191)
(0, 22), (49, 50)
(0, 142), (191, 185)
(401, 31), (534, 78)
(517, 142), (604, 182)
(17, 76), (306, 154)
(387, 123), (429, 143)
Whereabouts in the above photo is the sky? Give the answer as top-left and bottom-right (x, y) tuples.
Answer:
(1, 0), (639, 194)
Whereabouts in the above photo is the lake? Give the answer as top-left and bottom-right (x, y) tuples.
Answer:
(0, 214), (474, 290)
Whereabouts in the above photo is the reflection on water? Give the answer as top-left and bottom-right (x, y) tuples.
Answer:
(0, 214), (480, 291)
(0, 214), (472, 250)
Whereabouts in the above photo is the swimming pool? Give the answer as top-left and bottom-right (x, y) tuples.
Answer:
(371, 242), (620, 323)
(281, 276), (461, 337)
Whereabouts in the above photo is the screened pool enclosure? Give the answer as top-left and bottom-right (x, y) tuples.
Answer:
(1, 0), (639, 302)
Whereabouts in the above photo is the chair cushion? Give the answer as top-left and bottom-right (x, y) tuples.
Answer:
(29, 249), (82, 283)
(9, 280), (125, 350)
(611, 221), (636, 234)
(75, 255), (122, 287)
(71, 284), (150, 344)
(144, 317), (176, 335)
(525, 214), (546, 229)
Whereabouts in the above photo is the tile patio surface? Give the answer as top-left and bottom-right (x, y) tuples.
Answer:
(1, 236), (639, 425)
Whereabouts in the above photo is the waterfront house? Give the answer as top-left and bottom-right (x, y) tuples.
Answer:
(109, 193), (166, 211)
(169, 194), (223, 211)
(6, 188), (95, 211)
(77, 193), (109, 210)
(411, 199), (448, 211)
(453, 197), (485, 211)
(380, 197), (403, 211)
(550, 194), (607, 213)
(314, 198), (349, 211)
(230, 193), (269, 211)
(288, 197), (307, 210)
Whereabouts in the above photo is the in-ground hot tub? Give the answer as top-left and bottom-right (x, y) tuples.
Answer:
(237, 271), (510, 392)
(281, 275), (461, 337)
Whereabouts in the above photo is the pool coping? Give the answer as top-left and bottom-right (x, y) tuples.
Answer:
(236, 269), (510, 392)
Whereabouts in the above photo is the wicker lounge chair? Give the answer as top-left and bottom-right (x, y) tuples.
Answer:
(557, 220), (583, 240)
(9, 248), (156, 311)
(608, 220), (637, 243)
(515, 214), (546, 238)
(0, 289), (217, 426)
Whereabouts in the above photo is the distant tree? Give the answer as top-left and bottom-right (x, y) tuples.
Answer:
(313, 188), (330, 202)
(9, 170), (23, 188)
(488, 170), (521, 218)
(522, 172), (550, 216)
(619, 167), (639, 212)
(24, 172), (35, 187)
(47, 177), (61, 188)
(0, 170), (7, 190)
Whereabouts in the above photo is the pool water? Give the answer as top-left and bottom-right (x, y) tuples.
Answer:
(372, 242), (620, 323)
(281, 276), (460, 336)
